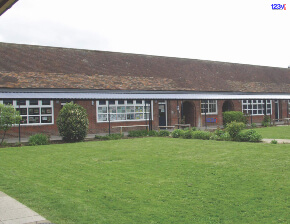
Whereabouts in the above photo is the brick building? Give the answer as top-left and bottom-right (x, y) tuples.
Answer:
(0, 42), (290, 137)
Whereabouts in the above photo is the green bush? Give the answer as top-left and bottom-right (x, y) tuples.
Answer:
(251, 123), (257, 128)
(158, 130), (170, 137)
(128, 130), (148, 137)
(171, 129), (185, 138)
(226, 121), (246, 140)
(210, 130), (231, 141)
(192, 131), (211, 140)
(223, 111), (248, 127)
(237, 129), (262, 142)
(262, 115), (271, 127)
(95, 133), (123, 140)
(28, 134), (49, 146)
(271, 139), (278, 144)
(183, 130), (194, 139)
(148, 130), (158, 136)
(57, 103), (89, 142)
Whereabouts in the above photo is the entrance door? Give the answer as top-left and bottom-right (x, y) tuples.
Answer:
(159, 104), (166, 126)
(275, 100), (279, 119)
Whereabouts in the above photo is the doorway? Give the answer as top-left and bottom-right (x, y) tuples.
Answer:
(182, 101), (196, 127)
(159, 102), (167, 126)
(222, 100), (234, 112)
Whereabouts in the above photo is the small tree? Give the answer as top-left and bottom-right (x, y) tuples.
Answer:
(226, 121), (246, 141)
(57, 102), (89, 142)
(0, 104), (21, 144)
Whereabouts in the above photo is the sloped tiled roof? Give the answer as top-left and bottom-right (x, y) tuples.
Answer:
(0, 42), (289, 92)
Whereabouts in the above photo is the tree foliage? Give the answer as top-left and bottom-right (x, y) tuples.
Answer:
(57, 102), (89, 142)
(0, 104), (21, 144)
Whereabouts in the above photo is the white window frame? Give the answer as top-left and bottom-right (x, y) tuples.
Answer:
(201, 100), (217, 115)
(96, 100), (153, 123)
(0, 99), (54, 126)
(242, 100), (272, 116)
(288, 100), (290, 114)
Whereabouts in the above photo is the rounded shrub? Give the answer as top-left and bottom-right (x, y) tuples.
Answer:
(183, 130), (194, 139)
(171, 129), (185, 138)
(57, 102), (89, 142)
(158, 130), (170, 137)
(223, 111), (248, 127)
(236, 129), (262, 142)
(148, 130), (158, 136)
(28, 134), (49, 146)
(226, 121), (246, 140)
(192, 131), (211, 140)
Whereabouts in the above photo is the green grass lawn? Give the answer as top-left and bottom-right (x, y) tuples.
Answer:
(255, 125), (290, 139)
(0, 138), (289, 223)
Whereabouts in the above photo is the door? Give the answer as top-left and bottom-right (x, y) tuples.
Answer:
(159, 104), (166, 126)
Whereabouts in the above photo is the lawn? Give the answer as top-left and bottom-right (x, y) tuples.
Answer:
(0, 138), (289, 223)
(255, 125), (290, 139)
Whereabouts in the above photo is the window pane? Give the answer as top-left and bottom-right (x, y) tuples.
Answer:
(135, 113), (143, 119)
(29, 100), (38, 105)
(118, 100), (124, 105)
(17, 100), (26, 105)
(109, 100), (115, 105)
(41, 108), (52, 114)
(42, 100), (51, 105)
(109, 106), (116, 113)
(41, 116), (52, 123)
(127, 100), (133, 105)
(16, 108), (27, 115)
(98, 107), (107, 113)
(136, 100), (142, 104)
(127, 114), (135, 120)
(135, 106), (143, 112)
(29, 108), (40, 115)
(117, 106), (125, 113)
(3, 100), (13, 105)
(21, 116), (27, 124)
(99, 100), (106, 105)
(98, 114), (107, 121)
(126, 106), (134, 113)
(117, 114), (126, 120)
(29, 116), (40, 124)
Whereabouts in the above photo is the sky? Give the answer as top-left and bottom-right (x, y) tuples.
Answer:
(0, 0), (289, 68)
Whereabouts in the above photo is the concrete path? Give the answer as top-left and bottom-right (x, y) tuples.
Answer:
(0, 192), (51, 224)
(262, 139), (290, 144)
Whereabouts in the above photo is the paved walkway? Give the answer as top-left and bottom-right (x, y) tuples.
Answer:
(262, 139), (290, 144)
(0, 192), (51, 224)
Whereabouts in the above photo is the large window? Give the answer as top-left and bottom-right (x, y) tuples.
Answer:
(97, 100), (152, 122)
(242, 100), (272, 115)
(201, 100), (217, 114)
(0, 99), (54, 125)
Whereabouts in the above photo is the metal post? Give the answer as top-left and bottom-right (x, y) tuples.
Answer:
(177, 99), (179, 129)
(18, 102), (21, 143)
(108, 102), (111, 135)
(149, 100), (152, 131)
(205, 100), (207, 129)
(250, 100), (253, 124)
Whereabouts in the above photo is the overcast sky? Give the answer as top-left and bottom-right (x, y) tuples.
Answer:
(0, 0), (289, 68)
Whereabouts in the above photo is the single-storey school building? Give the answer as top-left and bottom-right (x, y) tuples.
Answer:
(0, 42), (290, 137)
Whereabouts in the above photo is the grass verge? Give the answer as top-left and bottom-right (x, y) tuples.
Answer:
(0, 138), (289, 223)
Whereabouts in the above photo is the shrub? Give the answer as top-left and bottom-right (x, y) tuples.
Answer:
(183, 130), (194, 139)
(271, 139), (278, 144)
(171, 129), (185, 138)
(0, 104), (21, 145)
(211, 130), (231, 141)
(236, 129), (262, 142)
(223, 111), (248, 127)
(28, 134), (49, 146)
(158, 130), (170, 137)
(262, 115), (271, 127)
(95, 133), (123, 140)
(128, 130), (148, 137)
(251, 123), (257, 128)
(226, 121), (246, 140)
(57, 103), (89, 142)
(148, 130), (158, 136)
(192, 131), (211, 140)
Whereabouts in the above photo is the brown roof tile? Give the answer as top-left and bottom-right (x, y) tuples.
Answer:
(0, 42), (290, 93)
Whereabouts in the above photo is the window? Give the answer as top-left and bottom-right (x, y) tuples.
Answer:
(242, 100), (272, 115)
(288, 100), (290, 114)
(201, 100), (217, 114)
(97, 100), (152, 122)
(0, 99), (54, 125)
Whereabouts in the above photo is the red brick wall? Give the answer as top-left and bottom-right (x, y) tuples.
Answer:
(2, 99), (290, 139)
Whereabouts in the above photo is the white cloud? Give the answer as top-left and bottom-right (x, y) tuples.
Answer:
(0, 0), (289, 67)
